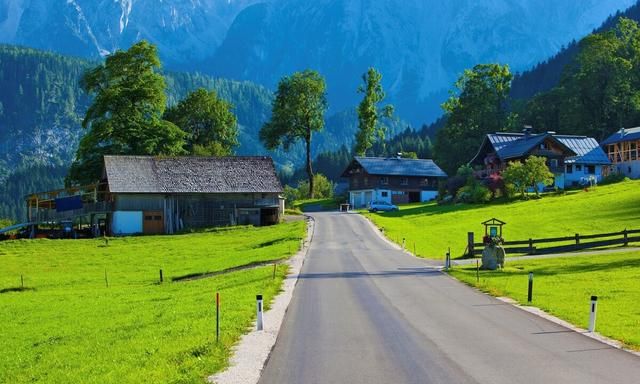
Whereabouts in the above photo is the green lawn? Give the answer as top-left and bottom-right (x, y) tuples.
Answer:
(364, 180), (640, 259)
(0, 221), (306, 384)
(293, 197), (343, 212)
(449, 252), (640, 350)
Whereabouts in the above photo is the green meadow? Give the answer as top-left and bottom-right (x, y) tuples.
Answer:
(449, 251), (640, 350)
(364, 180), (640, 259)
(0, 221), (306, 384)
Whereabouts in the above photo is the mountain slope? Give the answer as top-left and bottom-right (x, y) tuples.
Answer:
(0, 0), (264, 69)
(1, 1), (636, 125)
(208, 0), (637, 124)
(511, 2), (640, 100)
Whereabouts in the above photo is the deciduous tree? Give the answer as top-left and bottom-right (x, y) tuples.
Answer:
(67, 41), (185, 185)
(260, 70), (327, 198)
(435, 63), (514, 174)
(165, 88), (238, 156)
(354, 67), (393, 156)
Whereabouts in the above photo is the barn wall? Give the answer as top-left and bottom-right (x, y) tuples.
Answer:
(113, 192), (281, 233)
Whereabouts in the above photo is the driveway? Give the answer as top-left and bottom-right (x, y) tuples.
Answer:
(258, 212), (640, 384)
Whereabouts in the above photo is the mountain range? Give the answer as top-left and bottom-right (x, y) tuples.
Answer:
(1, 0), (636, 124)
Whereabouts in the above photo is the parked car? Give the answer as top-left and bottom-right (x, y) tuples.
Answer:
(367, 201), (398, 212)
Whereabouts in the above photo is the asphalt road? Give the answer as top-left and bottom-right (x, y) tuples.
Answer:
(258, 212), (640, 384)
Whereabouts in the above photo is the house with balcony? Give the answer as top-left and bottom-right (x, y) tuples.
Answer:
(25, 156), (284, 235)
(340, 156), (448, 208)
(469, 128), (610, 189)
(602, 127), (640, 179)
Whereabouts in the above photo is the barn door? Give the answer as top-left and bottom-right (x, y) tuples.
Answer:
(143, 211), (164, 234)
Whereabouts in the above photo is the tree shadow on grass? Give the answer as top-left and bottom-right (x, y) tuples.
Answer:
(0, 286), (36, 294)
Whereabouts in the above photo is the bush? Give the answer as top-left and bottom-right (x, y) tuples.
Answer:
(600, 172), (628, 186)
(296, 174), (334, 199)
(284, 173), (335, 207)
(456, 184), (492, 203)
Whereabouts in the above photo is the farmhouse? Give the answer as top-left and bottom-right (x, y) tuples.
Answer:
(470, 128), (611, 189)
(26, 156), (284, 235)
(602, 127), (640, 179)
(341, 156), (448, 208)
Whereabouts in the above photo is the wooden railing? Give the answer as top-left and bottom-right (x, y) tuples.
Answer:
(468, 229), (640, 257)
(29, 201), (114, 222)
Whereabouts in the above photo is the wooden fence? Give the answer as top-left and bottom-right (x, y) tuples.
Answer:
(468, 229), (640, 257)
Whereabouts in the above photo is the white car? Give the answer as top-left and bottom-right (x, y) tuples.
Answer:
(367, 201), (399, 212)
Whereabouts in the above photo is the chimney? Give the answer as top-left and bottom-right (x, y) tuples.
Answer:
(523, 125), (533, 139)
(621, 127), (626, 137)
(546, 131), (556, 135)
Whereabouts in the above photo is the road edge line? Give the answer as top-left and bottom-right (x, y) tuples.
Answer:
(208, 216), (316, 384)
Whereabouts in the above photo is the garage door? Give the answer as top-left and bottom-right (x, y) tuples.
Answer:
(143, 211), (164, 234)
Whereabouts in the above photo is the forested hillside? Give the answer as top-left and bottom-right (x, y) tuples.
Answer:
(511, 2), (640, 99)
(0, 45), (409, 221)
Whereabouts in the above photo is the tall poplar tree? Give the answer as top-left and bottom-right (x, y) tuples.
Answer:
(260, 70), (327, 198)
(67, 41), (185, 185)
(354, 67), (394, 156)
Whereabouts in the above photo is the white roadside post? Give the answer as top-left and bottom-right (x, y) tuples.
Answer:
(256, 294), (264, 331)
(588, 295), (598, 332)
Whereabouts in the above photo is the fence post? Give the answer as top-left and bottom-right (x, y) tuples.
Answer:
(216, 292), (220, 342)
(528, 238), (533, 254)
(256, 295), (264, 331)
(575, 233), (580, 245)
(589, 296), (598, 332)
(468, 232), (475, 258)
(624, 229), (628, 246)
(527, 272), (533, 303)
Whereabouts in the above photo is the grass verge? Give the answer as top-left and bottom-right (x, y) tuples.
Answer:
(0, 221), (306, 383)
(363, 180), (640, 258)
(449, 251), (640, 350)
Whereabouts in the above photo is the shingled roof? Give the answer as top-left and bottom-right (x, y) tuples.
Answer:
(346, 157), (448, 178)
(103, 156), (283, 194)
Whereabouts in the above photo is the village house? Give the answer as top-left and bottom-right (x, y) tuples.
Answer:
(341, 156), (448, 208)
(26, 156), (284, 235)
(601, 127), (640, 179)
(469, 128), (611, 189)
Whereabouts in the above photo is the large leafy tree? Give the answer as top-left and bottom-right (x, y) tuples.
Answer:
(435, 63), (514, 174)
(354, 67), (393, 156)
(67, 41), (185, 185)
(521, 18), (640, 140)
(260, 70), (327, 198)
(165, 88), (238, 156)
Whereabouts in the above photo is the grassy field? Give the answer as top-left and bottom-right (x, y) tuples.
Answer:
(364, 180), (640, 258)
(0, 221), (306, 384)
(293, 197), (343, 212)
(449, 251), (640, 350)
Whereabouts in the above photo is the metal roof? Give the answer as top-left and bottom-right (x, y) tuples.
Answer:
(104, 156), (283, 194)
(601, 127), (640, 145)
(353, 157), (448, 177)
(555, 136), (610, 165)
(484, 133), (609, 165)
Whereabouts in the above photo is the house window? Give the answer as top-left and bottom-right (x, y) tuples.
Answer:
(400, 177), (409, 186)
(364, 177), (368, 186)
(381, 191), (388, 197)
(566, 164), (573, 174)
(587, 165), (596, 174)
(540, 142), (550, 150)
(576, 165), (582, 172)
(353, 179), (359, 188)
(549, 159), (558, 168)
(380, 177), (389, 185)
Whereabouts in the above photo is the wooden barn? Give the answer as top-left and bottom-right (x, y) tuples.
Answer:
(26, 156), (284, 235)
